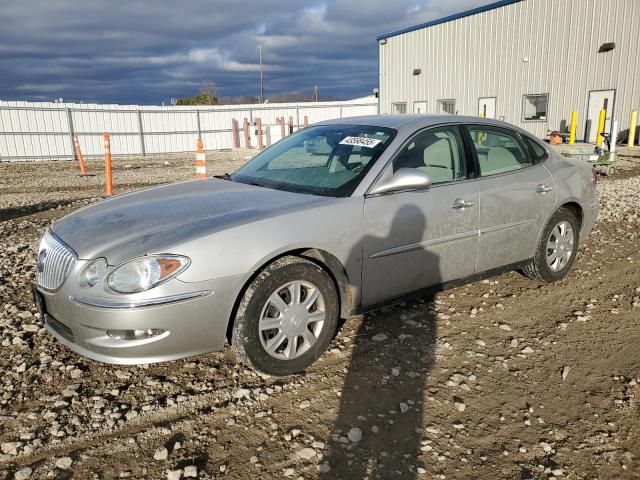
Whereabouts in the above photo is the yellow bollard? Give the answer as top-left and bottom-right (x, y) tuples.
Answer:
(629, 111), (638, 147)
(596, 108), (606, 146)
(569, 110), (578, 145)
(477, 112), (485, 144)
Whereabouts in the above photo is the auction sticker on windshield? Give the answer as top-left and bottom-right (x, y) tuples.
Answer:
(339, 136), (382, 148)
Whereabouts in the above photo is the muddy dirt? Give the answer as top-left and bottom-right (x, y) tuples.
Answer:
(0, 149), (639, 480)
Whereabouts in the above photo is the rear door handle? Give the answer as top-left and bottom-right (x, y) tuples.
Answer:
(452, 198), (475, 209)
(536, 184), (553, 193)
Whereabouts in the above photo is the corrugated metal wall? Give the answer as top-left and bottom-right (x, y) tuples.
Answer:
(0, 99), (378, 161)
(379, 0), (640, 139)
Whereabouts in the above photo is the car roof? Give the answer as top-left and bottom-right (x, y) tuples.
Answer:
(317, 114), (531, 137)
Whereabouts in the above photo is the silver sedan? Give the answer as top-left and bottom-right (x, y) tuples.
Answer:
(33, 115), (599, 375)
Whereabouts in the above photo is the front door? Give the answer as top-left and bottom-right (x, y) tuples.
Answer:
(465, 124), (556, 272)
(586, 89), (615, 143)
(362, 125), (479, 305)
(478, 97), (496, 119)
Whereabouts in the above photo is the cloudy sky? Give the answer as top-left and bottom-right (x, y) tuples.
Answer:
(1, 0), (492, 105)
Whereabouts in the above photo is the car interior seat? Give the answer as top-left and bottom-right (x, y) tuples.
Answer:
(395, 133), (456, 183)
(420, 136), (455, 183)
(486, 146), (521, 173)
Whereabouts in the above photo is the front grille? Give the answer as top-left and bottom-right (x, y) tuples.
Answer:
(36, 230), (77, 291)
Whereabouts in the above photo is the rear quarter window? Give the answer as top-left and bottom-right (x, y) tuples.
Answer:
(522, 135), (549, 163)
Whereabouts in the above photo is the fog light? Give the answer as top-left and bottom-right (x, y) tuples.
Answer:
(106, 328), (165, 340)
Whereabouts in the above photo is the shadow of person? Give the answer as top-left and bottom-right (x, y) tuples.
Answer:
(321, 204), (440, 479)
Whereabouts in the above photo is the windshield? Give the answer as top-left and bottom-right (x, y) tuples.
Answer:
(231, 124), (396, 197)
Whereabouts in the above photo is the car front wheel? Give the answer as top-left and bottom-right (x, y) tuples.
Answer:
(523, 207), (579, 282)
(231, 256), (339, 375)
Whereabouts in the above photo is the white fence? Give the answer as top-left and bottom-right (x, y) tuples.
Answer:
(0, 98), (378, 161)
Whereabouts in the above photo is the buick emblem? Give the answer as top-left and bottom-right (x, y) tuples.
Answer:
(290, 313), (303, 328)
(36, 249), (47, 273)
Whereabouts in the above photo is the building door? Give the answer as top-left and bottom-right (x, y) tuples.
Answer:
(586, 90), (615, 143)
(478, 97), (496, 119)
(413, 101), (428, 114)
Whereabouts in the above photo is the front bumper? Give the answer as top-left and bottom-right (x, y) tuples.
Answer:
(37, 274), (245, 365)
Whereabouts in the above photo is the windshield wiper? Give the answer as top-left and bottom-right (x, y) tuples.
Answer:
(214, 173), (232, 180)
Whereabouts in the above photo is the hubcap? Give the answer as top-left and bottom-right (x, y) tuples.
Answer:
(259, 280), (326, 360)
(546, 220), (574, 272)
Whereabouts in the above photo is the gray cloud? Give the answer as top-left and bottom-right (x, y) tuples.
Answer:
(0, 0), (491, 104)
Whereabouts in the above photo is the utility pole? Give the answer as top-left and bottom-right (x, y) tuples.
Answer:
(259, 45), (264, 104)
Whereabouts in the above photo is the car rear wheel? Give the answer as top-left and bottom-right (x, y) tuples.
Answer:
(523, 207), (579, 282)
(231, 256), (339, 375)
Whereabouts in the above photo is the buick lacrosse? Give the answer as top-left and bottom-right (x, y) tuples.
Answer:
(34, 115), (598, 375)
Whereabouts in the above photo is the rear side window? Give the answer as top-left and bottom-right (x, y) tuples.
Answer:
(467, 126), (532, 176)
(522, 135), (548, 163)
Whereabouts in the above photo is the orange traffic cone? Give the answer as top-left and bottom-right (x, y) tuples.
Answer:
(195, 138), (206, 179)
(73, 134), (87, 176)
(104, 133), (113, 196)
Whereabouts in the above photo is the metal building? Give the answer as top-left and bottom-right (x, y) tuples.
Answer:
(378, 0), (640, 141)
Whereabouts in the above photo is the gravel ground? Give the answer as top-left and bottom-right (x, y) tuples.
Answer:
(1, 149), (639, 479)
(0, 149), (253, 214)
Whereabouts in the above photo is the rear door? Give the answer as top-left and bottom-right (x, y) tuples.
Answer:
(464, 125), (556, 273)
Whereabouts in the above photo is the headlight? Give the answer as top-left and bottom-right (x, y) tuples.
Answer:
(107, 255), (190, 293)
(81, 258), (107, 288)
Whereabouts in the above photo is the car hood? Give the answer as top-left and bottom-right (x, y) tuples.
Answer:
(52, 178), (326, 263)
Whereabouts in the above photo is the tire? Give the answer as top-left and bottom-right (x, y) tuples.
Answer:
(231, 256), (339, 376)
(523, 207), (580, 282)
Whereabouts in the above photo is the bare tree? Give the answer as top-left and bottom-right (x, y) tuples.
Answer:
(176, 80), (219, 105)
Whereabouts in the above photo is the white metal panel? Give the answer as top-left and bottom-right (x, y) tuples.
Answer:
(380, 0), (640, 140)
(0, 99), (377, 161)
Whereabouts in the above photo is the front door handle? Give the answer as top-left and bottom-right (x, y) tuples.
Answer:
(452, 198), (475, 209)
(536, 184), (553, 193)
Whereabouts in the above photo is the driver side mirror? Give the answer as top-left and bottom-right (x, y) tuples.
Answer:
(368, 168), (432, 195)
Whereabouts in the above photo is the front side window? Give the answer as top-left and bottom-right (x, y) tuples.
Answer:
(393, 125), (467, 184)
(467, 126), (532, 176)
(523, 94), (548, 121)
(232, 125), (395, 197)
